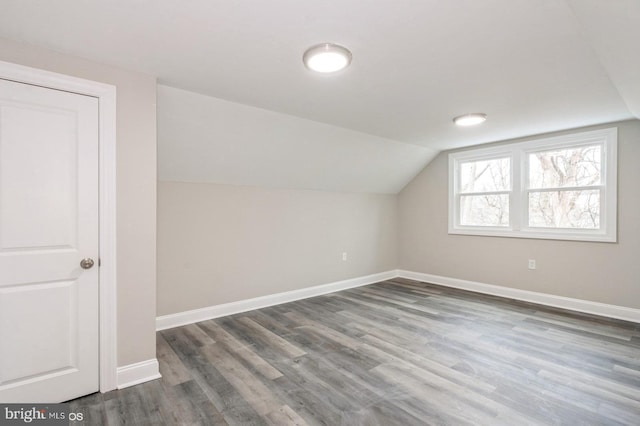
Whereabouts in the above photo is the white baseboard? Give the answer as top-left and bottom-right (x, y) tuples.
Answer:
(117, 359), (162, 389)
(155, 269), (640, 332)
(156, 270), (399, 331)
(397, 270), (640, 323)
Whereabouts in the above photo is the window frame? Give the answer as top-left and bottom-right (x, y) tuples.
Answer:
(448, 128), (617, 242)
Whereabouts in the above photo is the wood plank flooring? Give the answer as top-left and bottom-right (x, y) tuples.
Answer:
(70, 278), (640, 425)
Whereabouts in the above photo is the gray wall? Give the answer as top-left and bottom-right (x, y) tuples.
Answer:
(157, 181), (397, 316)
(0, 38), (158, 366)
(398, 119), (640, 309)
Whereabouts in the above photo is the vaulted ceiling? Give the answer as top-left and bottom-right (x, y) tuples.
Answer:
(1, 1), (638, 192)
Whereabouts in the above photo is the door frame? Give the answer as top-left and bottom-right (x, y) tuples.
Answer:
(0, 60), (118, 393)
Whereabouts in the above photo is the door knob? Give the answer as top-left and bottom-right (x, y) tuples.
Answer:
(80, 258), (95, 269)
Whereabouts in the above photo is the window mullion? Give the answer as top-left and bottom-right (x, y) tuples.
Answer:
(459, 190), (511, 196)
(511, 151), (522, 231)
(525, 184), (604, 193)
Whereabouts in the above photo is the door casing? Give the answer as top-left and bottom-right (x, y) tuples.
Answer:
(0, 60), (118, 393)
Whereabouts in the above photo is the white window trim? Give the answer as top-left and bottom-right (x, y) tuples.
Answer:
(449, 128), (617, 243)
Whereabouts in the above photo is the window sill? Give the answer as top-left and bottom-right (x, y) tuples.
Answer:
(448, 227), (616, 243)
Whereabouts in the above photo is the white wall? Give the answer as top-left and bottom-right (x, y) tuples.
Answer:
(157, 181), (397, 316)
(158, 85), (437, 194)
(0, 38), (157, 366)
(398, 119), (640, 309)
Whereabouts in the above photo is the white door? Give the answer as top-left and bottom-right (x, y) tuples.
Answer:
(0, 78), (99, 403)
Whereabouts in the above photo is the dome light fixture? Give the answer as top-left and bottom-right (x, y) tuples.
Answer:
(453, 113), (487, 127)
(303, 43), (352, 73)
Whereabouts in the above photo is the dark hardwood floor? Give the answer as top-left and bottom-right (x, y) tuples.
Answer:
(70, 278), (640, 425)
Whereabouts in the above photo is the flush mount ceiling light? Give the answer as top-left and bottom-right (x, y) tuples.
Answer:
(453, 113), (487, 127)
(303, 43), (352, 73)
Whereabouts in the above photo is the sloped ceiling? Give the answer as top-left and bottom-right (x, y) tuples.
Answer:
(1, 1), (638, 192)
(158, 85), (437, 193)
(565, 0), (640, 119)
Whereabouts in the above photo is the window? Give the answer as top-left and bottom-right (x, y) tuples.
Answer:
(449, 128), (617, 242)
(458, 156), (511, 227)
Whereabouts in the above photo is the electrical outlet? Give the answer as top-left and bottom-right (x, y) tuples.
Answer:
(528, 259), (536, 270)
(342, 252), (348, 261)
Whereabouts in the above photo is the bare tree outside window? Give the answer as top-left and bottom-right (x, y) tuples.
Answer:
(459, 158), (510, 226)
(449, 128), (616, 242)
(528, 145), (601, 229)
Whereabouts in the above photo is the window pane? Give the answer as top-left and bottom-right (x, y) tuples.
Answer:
(528, 190), (600, 229)
(460, 157), (510, 193)
(529, 145), (601, 189)
(460, 194), (509, 227)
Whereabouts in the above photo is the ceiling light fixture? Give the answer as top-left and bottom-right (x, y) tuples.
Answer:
(453, 113), (487, 127)
(303, 43), (352, 73)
